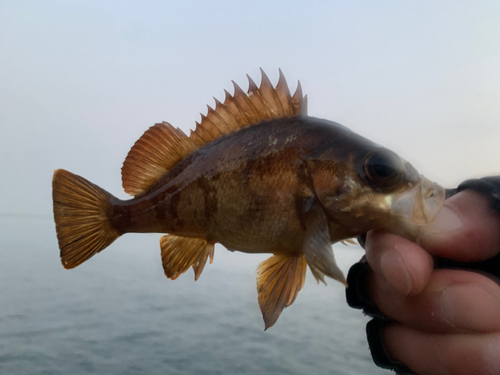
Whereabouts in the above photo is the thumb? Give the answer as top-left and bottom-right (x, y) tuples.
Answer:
(420, 190), (500, 262)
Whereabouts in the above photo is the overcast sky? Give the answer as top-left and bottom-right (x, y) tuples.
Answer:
(1, 1), (499, 216)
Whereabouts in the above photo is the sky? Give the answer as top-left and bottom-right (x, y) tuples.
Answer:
(1, 0), (499, 217)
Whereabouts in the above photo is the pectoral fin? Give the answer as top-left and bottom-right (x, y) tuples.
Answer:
(300, 198), (347, 286)
(160, 235), (214, 281)
(256, 254), (307, 330)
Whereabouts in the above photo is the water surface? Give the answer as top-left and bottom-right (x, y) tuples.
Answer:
(0, 217), (390, 374)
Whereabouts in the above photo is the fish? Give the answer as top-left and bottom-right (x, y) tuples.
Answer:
(52, 69), (445, 329)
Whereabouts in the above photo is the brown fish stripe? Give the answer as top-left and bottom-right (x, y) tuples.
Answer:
(199, 176), (218, 224)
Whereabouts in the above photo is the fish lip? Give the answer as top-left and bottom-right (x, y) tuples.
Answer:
(390, 177), (446, 225)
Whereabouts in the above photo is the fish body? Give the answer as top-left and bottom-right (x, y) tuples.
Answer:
(53, 70), (445, 329)
(114, 118), (352, 250)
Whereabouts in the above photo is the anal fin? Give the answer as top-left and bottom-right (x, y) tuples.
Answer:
(160, 234), (214, 281)
(256, 254), (306, 330)
(300, 198), (347, 286)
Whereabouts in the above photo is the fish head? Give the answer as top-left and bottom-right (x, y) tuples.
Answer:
(306, 144), (445, 241)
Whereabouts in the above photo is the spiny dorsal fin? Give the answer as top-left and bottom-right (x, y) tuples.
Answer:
(190, 68), (307, 148)
(122, 70), (306, 195)
(256, 254), (307, 330)
(160, 234), (215, 281)
(122, 122), (198, 196)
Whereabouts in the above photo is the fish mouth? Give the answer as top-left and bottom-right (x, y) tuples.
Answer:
(390, 177), (446, 225)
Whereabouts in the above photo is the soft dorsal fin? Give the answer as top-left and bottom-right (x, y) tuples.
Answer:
(189, 68), (307, 147)
(122, 69), (307, 196)
(122, 122), (198, 196)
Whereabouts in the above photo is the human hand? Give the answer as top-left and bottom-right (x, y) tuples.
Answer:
(364, 190), (500, 375)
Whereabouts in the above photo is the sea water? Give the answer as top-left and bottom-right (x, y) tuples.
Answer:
(0, 217), (390, 374)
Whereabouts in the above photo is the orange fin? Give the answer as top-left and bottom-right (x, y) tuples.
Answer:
(190, 69), (307, 148)
(300, 198), (347, 286)
(122, 122), (198, 196)
(160, 234), (214, 281)
(122, 70), (306, 196)
(256, 254), (307, 330)
(52, 169), (120, 269)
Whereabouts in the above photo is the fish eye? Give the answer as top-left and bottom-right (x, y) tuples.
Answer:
(362, 151), (404, 189)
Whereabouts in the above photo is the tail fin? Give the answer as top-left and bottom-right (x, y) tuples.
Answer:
(52, 169), (120, 269)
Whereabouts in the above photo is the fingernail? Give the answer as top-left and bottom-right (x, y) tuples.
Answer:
(485, 337), (500, 375)
(425, 206), (463, 234)
(379, 249), (411, 295)
(440, 285), (500, 330)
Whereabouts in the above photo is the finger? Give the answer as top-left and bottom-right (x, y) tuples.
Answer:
(421, 190), (500, 262)
(369, 269), (500, 333)
(365, 231), (433, 296)
(384, 324), (500, 375)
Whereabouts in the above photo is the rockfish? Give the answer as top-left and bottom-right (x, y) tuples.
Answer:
(52, 70), (445, 329)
